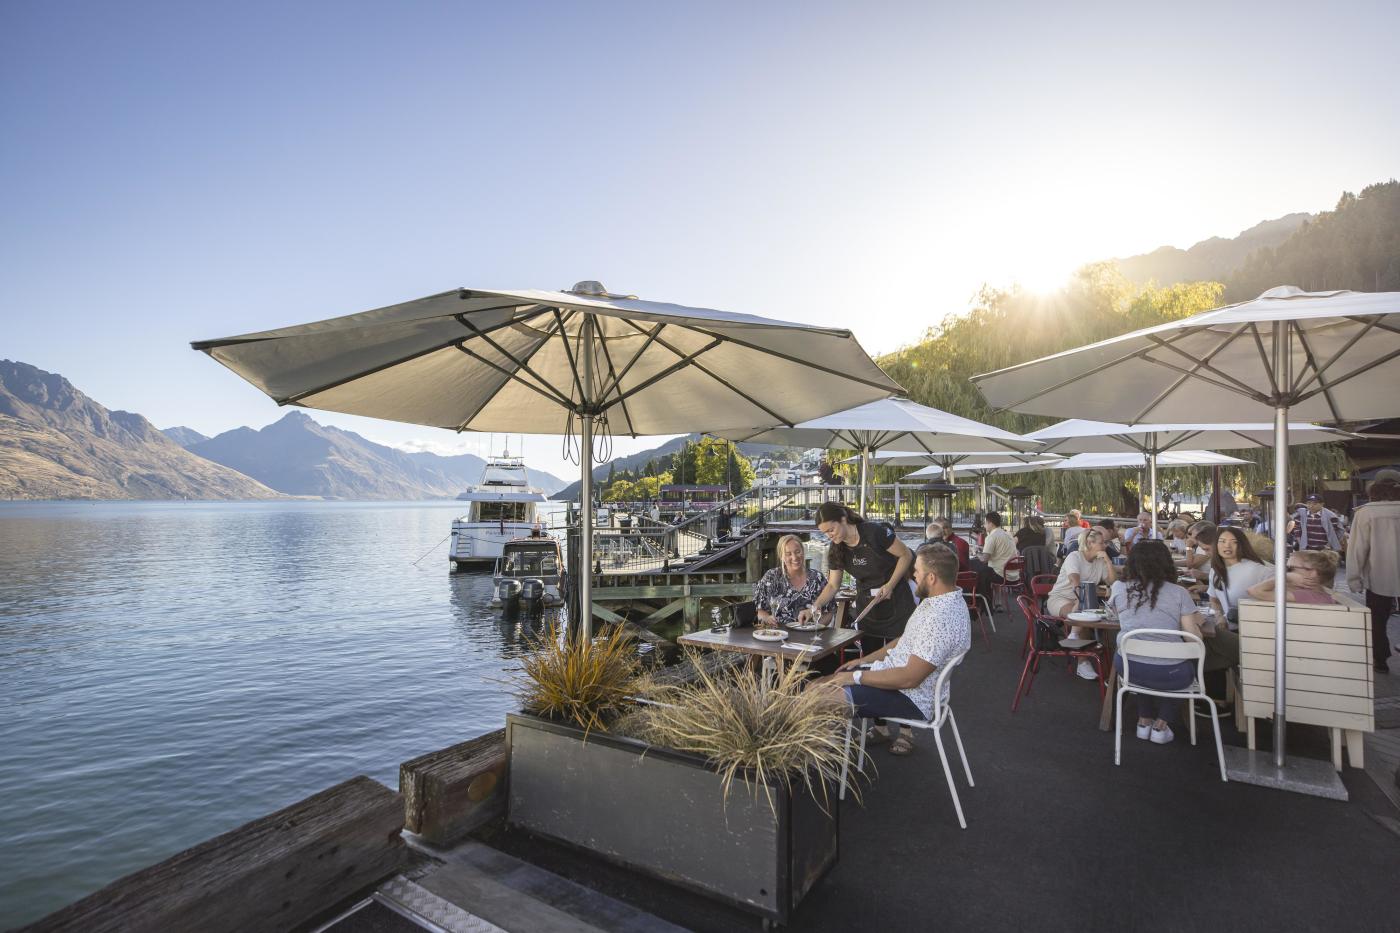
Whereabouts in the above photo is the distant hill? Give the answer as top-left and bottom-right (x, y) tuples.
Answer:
(1114, 213), (1311, 287)
(185, 412), (567, 500)
(161, 425), (209, 447)
(0, 360), (281, 500)
(551, 434), (782, 501)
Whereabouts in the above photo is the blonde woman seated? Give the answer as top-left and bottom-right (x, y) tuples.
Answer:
(754, 534), (827, 627)
(1045, 527), (1117, 680)
(1165, 520), (1190, 554)
(1246, 549), (1340, 605)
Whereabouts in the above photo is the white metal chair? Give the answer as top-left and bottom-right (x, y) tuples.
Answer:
(838, 651), (974, 828)
(1113, 628), (1227, 781)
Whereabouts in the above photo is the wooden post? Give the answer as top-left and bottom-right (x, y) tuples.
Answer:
(401, 730), (507, 846)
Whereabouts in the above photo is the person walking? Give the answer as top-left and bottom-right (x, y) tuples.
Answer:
(1346, 479), (1400, 674)
(1291, 494), (1346, 552)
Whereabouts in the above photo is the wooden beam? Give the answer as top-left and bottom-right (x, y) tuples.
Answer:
(590, 602), (626, 624)
(24, 777), (405, 933)
(641, 598), (688, 624)
(400, 729), (506, 846)
(594, 583), (755, 599)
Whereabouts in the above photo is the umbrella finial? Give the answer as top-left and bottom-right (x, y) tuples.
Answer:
(569, 280), (608, 297)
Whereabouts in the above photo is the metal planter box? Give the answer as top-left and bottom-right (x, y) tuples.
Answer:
(505, 712), (839, 924)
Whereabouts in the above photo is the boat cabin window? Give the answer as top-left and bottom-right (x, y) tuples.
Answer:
(475, 501), (532, 522)
(504, 546), (558, 575)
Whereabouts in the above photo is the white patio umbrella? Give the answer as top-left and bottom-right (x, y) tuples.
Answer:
(906, 450), (1247, 517)
(719, 398), (1041, 514)
(973, 285), (1400, 783)
(194, 280), (901, 639)
(1023, 420), (1354, 534)
(847, 450), (1066, 516)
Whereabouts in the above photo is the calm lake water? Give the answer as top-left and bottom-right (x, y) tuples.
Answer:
(0, 500), (563, 927)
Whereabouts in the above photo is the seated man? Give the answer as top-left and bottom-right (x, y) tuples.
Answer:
(971, 512), (1016, 597)
(817, 543), (972, 755)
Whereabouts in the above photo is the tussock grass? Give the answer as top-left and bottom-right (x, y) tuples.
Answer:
(631, 651), (860, 812)
(515, 622), (641, 734)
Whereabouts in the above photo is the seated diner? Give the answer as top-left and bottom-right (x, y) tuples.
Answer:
(1046, 526), (1116, 680)
(754, 534), (827, 627)
(1246, 548), (1340, 605)
(816, 543), (971, 755)
(1109, 540), (1206, 746)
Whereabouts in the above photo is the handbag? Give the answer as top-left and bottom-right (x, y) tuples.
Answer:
(1034, 616), (1069, 651)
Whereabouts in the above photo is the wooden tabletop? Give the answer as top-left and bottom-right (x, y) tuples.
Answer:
(678, 625), (862, 663)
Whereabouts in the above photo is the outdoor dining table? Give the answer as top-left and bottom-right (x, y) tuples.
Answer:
(677, 624), (863, 676)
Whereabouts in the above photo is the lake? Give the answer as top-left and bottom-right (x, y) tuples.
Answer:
(0, 500), (561, 927)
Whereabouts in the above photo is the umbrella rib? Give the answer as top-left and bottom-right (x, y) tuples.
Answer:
(593, 326), (637, 437)
(1290, 324), (1342, 421)
(605, 338), (725, 408)
(449, 313), (576, 429)
(672, 322), (899, 395)
(1294, 344), (1400, 409)
(1289, 315), (1381, 399)
(456, 314), (574, 409)
(989, 340), (1160, 412)
(598, 322), (667, 402)
(1246, 323), (1280, 398)
(673, 354), (797, 430)
(1130, 326), (1249, 422)
(275, 335), (469, 405)
(1135, 352), (1271, 406)
(453, 344), (574, 414)
(552, 309), (588, 406)
(1145, 328), (1259, 398)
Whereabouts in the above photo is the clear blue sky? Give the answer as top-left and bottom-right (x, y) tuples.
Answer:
(3, 0), (1397, 480)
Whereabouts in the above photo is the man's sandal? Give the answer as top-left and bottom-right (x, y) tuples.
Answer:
(889, 734), (914, 756)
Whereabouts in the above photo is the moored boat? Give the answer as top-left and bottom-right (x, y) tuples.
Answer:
(490, 534), (565, 610)
(449, 456), (548, 570)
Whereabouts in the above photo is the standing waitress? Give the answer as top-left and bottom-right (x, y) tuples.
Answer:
(803, 502), (916, 654)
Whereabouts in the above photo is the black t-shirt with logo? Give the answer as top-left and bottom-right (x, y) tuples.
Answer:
(827, 521), (916, 638)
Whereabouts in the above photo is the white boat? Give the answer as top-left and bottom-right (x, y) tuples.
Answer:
(449, 456), (549, 569)
(490, 535), (566, 609)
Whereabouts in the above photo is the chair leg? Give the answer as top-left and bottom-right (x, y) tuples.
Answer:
(1208, 704), (1228, 782)
(947, 708), (973, 787)
(978, 595), (997, 631)
(1012, 652), (1036, 712)
(1189, 696), (1198, 746)
(857, 718), (868, 773)
(933, 726), (968, 829)
(976, 610), (991, 648)
(1114, 687), (1126, 766)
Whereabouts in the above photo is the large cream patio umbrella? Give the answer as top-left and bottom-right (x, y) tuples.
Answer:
(847, 449), (1064, 517)
(973, 285), (1400, 786)
(1023, 420), (1354, 534)
(719, 398), (1041, 514)
(193, 280), (902, 639)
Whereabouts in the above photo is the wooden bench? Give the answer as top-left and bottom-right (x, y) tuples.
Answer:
(23, 776), (405, 933)
(1238, 593), (1374, 770)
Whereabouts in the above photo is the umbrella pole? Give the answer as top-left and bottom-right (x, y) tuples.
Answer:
(1272, 405), (1290, 767)
(1148, 443), (1159, 539)
(859, 447), (870, 515)
(579, 318), (596, 642)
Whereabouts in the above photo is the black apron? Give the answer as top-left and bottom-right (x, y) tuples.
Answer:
(834, 522), (916, 639)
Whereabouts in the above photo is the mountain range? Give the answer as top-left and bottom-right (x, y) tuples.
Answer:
(1113, 213), (1311, 287)
(0, 360), (567, 500)
(0, 360), (280, 500)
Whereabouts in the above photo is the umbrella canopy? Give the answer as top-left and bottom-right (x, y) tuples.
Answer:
(718, 397), (1040, 512)
(194, 280), (902, 639)
(973, 285), (1400, 778)
(839, 449), (1060, 468)
(1023, 420), (1353, 455)
(906, 449), (1249, 478)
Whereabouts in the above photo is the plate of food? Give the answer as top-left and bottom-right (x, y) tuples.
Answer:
(1067, 609), (1108, 623)
(752, 628), (789, 642)
(786, 619), (822, 631)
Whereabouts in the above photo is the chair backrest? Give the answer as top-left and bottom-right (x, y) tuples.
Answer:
(1015, 593), (1041, 628)
(956, 571), (978, 593)
(1002, 555), (1026, 581)
(1117, 628), (1205, 687)
(1029, 573), (1057, 594)
(928, 650), (968, 722)
(1020, 545), (1058, 579)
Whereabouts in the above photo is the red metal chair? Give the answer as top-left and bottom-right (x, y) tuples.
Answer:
(993, 555), (1027, 615)
(1011, 594), (1105, 712)
(956, 570), (994, 648)
(1024, 574), (1058, 655)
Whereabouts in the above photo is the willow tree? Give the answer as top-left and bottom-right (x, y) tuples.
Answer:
(876, 266), (1348, 513)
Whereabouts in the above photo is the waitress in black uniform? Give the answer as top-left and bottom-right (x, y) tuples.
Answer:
(805, 502), (916, 655)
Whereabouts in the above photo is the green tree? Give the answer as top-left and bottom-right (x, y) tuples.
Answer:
(602, 478), (634, 502)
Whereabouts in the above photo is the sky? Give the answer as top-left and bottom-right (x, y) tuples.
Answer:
(3, 0), (1398, 483)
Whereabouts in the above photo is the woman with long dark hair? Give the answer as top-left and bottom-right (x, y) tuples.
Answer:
(806, 502), (915, 651)
(1108, 540), (1204, 745)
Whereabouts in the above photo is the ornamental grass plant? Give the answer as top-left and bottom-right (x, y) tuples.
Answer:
(629, 650), (861, 812)
(515, 622), (641, 734)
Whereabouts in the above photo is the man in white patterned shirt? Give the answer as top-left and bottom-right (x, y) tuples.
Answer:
(817, 543), (971, 755)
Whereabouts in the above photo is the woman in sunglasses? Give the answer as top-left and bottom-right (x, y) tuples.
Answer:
(1246, 549), (1339, 605)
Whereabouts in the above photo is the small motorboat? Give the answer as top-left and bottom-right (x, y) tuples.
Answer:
(491, 534), (565, 613)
